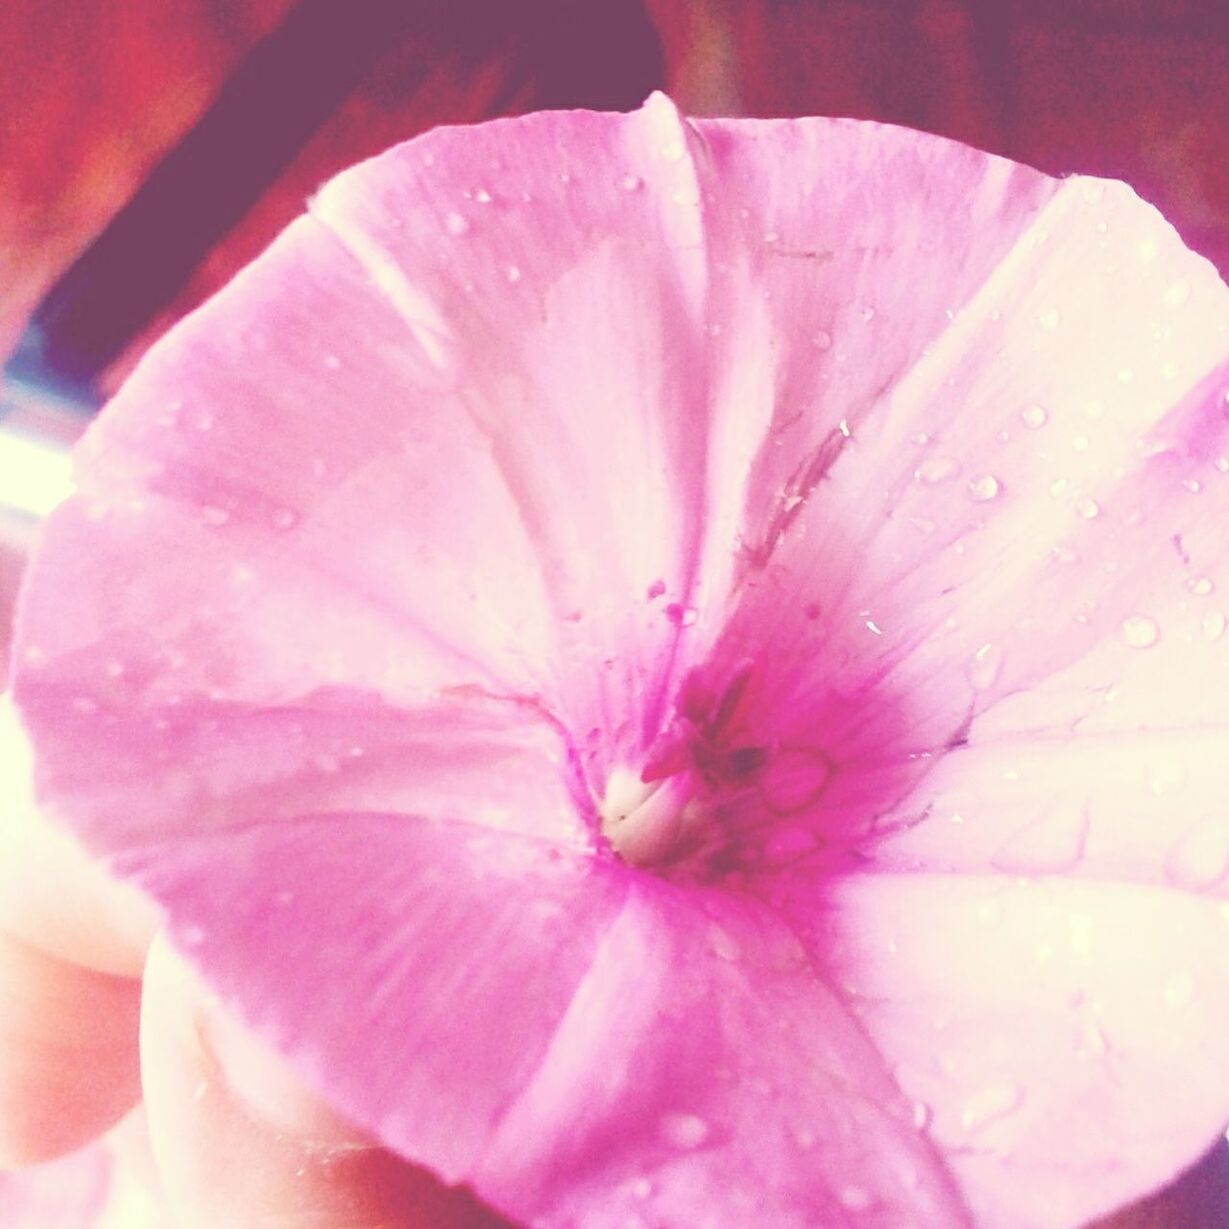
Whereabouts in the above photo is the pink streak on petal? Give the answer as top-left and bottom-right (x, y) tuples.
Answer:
(307, 97), (719, 777)
(474, 881), (971, 1228)
(117, 817), (632, 1192)
(16, 678), (585, 856)
(0, 1145), (111, 1229)
(801, 873), (1229, 1229)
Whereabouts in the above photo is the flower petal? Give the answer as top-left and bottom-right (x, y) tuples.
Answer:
(800, 872), (1229, 1229)
(121, 814), (972, 1227)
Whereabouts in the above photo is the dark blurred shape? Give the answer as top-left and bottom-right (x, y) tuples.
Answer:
(3, 0), (664, 410)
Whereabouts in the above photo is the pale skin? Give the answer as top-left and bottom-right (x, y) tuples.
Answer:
(1, 700), (1224, 1229)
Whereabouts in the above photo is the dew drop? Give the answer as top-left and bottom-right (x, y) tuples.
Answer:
(912, 1100), (933, 1131)
(620, 173), (644, 192)
(915, 456), (961, 485)
(1183, 477), (1203, 494)
(839, 1186), (873, 1213)
(1119, 614), (1159, 648)
(1071, 434), (1090, 453)
(1163, 970), (1197, 1008)
(762, 825), (820, 861)
(1078, 1019), (1110, 1060)
(813, 330), (832, 350)
(660, 1112), (710, 1149)
(968, 473), (1001, 502)
(188, 408), (215, 432)
(959, 1082), (1023, 1133)
(179, 923), (207, 947)
(1037, 306), (1061, 331)
(991, 803), (1089, 874)
(444, 211), (471, 236)
(1020, 404), (1049, 429)
(271, 507), (299, 532)
(1162, 278), (1191, 310)
(860, 306), (876, 323)
(1146, 755), (1187, 797)
(1164, 818), (1229, 891)
(473, 187), (493, 203)
(1186, 575), (1215, 596)
(322, 353), (342, 370)
(708, 925), (742, 962)
(967, 642), (1003, 691)
(506, 264), (522, 284)
(665, 602), (697, 628)
(1075, 496), (1101, 520)
(1202, 610), (1226, 640)
(630, 1177), (652, 1200)
(103, 659), (124, 679)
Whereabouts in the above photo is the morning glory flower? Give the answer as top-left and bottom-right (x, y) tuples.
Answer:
(12, 94), (1229, 1228)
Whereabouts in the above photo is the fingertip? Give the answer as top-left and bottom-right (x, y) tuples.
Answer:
(0, 931), (142, 1166)
(140, 936), (514, 1228)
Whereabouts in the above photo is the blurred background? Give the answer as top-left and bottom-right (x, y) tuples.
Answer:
(0, 3), (1227, 1224)
(1, 0), (1228, 675)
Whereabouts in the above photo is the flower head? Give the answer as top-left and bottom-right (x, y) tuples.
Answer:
(13, 94), (1229, 1228)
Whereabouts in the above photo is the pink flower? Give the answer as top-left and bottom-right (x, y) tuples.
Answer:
(12, 94), (1229, 1228)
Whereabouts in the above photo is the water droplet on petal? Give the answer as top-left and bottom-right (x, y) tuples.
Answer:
(860, 306), (876, 323)
(1186, 576), (1215, 596)
(960, 1082), (1023, 1133)
(1165, 818), (1229, 891)
(179, 923), (207, 947)
(1075, 496), (1101, 520)
(505, 265), (522, 284)
(967, 642), (1003, 691)
(1146, 755), (1187, 797)
(1163, 278), (1191, 310)
(1163, 970), (1197, 1008)
(708, 925), (742, 962)
(665, 603), (697, 628)
(968, 474), (1001, 502)
(912, 1099), (933, 1131)
(915, 456), (961, 485)
(839, 1186), (874, 1213)
(630, 1177), (652, 1200)
(1078, 1019), (1110, 1060)
(444, 211), (470, 236)
(1119, 614), (1159, 648)
(473, 187), (493, 203)
(1183, 477), (1203, 494)
(660, 1112), (710, 1149)
(1202, 610), (1226, 640)
(620, 173), (643, 192)
(1038, 306), (1061, 330)
(1020, 404), (1049, 429)
(991, 803), (1089, 874)
(813, 330), (832, 350)
(271, 507), (299, 532)
(323, 353), (341, 370)
(762, 825), (820, 862)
